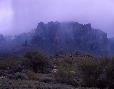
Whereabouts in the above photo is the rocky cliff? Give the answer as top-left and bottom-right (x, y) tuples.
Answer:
(31, 21), (109, 57)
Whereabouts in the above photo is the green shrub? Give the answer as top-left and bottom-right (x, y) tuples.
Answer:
(24, 52), (53, 73)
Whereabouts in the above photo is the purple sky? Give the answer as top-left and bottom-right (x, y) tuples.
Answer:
(0, 0), (114, 37)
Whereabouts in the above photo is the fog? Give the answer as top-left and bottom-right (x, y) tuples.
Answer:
(0, 0), (114, 37)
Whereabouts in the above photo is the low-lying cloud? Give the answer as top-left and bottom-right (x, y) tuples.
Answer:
(0, 0), (114, 37)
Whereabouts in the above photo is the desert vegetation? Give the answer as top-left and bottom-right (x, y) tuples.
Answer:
(0, 52), (114, 89)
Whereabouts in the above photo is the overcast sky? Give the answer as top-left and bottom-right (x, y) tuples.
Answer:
(0, 0), (114, 37)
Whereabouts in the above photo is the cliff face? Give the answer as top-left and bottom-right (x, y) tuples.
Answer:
(31, 22), (109, 56)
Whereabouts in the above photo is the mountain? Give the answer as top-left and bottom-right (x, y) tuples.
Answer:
(109, 38), (114, 56)
(31, 21), (109, 57)
(0, 21), (112, 57)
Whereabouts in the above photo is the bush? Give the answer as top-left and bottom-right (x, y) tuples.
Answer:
(78, 58), (112, 88)
(0, 57), (21, 71)
(55, 65), (78, 86)
(15, 72), (27, 80)
(24, 52), (53, 73)
(54, 55), (112, 88)
(26, 70), (39, 80)
(54, 56), (79, 87)
(105, 58), (114, 89)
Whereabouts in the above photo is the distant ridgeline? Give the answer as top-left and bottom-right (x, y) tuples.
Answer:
(0, 21), (113, 57)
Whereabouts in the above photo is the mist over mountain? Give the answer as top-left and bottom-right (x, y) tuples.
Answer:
(0, 0), (114, 37)
(0, 21), (113, 57)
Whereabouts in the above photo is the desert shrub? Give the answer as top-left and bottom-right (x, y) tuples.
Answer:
(54, 55), (103, 87)
(78, 57), (112, 88)
(26, 70), (39, 80)
(79, 59), (98, 87)
(54, 56), (79, 87)
(105, 58), (114, 89)
(15, 72), (27, 80)
(55, 65), (78, 86)
(0, 57), (21, 71)
(93, 58), (114, 89)
(24, 52), (53, 73)
(58, 55), (102, 87)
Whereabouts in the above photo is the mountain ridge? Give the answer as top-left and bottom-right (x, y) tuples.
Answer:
(0, 21), (113, 57)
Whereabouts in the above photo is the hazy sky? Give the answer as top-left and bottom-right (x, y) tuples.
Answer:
(0, 0), (114, 37)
